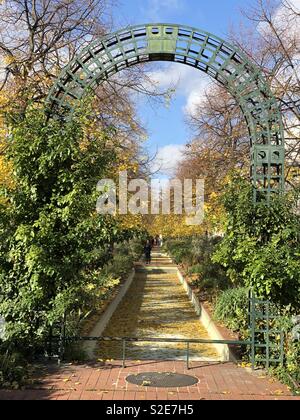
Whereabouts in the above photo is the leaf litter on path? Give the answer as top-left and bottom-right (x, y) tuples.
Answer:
(96, 254), (218, 361)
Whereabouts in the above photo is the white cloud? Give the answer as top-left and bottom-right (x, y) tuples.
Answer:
(259, 0), (300, 39)
(148, 63), (211, 116)
(151, 143), (185, 176)
(289, 0), (300, 9)
(257, 0), (300, 89)
(144, 0), (184, 21)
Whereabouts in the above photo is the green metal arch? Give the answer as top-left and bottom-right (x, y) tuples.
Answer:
(47, 23), (285, 201)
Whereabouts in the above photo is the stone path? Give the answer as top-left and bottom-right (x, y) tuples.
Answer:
(97, 250), (218, 361)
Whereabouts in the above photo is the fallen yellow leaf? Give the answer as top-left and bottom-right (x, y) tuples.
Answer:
(142, 381), (151, 387)
(274, 390), (284, 396)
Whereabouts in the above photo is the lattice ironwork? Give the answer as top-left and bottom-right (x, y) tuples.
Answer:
(47, 23), (285, 201)
(249, 294), (284, 370)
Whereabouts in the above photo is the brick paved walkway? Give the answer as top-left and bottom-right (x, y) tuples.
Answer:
(0, 360), (299, 400)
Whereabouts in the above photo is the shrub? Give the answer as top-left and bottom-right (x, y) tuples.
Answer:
(164, 239), (192, 265)
(213, 176), (300, 308)
(105, 254), (134, 279)
(0, 345), (28, 389)
(187, 264), (204, 276)
(165, 236), (230, 297)
(214, 287), (249, 337)
(271, 315), (300, 391)
(283, 339), (300, 386)
(128, 239), (144, 260)
(114, 238), (144, 261)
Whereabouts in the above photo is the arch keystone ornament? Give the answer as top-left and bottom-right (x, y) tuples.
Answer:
(47, 23), (285, 202)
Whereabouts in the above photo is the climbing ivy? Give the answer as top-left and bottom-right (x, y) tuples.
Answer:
(213, 176), (300, 309)
(0, 105), (136, 346)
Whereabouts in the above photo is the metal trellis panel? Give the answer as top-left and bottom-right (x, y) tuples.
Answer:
(46, 23), (285, 202)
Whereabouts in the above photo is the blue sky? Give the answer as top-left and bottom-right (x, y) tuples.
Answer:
(110, 0), (255, 176)
(112, 0), (251, 35)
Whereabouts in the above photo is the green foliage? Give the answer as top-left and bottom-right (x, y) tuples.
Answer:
(164, 236), (229, 296)
(285, 341), (300, 384)
(214, 287), (249, 337)
(164, 239), (191, 265)
(187, 264), (203, 276)
(213, 176), (300, 308)
(0, 344), (28, 389)
(0, 105), (137, 346)
(127, 238), (144, 261)
(104, 253), (134, 280)
(270, 315), (300, 391)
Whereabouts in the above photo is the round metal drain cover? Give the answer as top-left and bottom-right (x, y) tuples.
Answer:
(126, 372), (199, 388)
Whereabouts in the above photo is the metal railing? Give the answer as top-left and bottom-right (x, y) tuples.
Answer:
(57, 336), (252, 369)
(48, 294), (285, 370)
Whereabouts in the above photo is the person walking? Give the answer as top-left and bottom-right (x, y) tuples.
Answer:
(159, 234), (163, 247)
(144, 240), (152, 265)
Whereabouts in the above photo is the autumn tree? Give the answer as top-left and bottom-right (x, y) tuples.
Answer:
(0, 0), (113, 104)
(230, 0), (300, 187)
(173, 0), (300, 234)
(0, 0), (175, 227)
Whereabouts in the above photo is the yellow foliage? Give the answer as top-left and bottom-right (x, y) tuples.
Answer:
(144, 214), (207, 238)
(118, 214), (145, 231)
(0, 156), (13, 188)
(0, 90), (14, 194)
